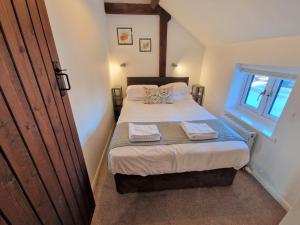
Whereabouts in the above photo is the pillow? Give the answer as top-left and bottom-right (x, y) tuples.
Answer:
(144, 86), (173, 104)
(172, 94), (192, 101)
(126, 85), (158, 100)
(160, 82), (190, 97)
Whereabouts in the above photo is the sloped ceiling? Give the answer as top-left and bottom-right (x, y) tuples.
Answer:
(160, 0), (300, 46)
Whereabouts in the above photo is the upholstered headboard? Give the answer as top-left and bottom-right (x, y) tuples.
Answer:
(127, 77), (189, 86)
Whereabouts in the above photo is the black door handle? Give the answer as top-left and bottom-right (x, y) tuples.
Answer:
(52, 61), (71, 96)
(56, 73), (71, 91)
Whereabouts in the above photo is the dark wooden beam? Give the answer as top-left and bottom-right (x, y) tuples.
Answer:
(158, 7), (170, 77)
(150, 0), (160, 10)
(105, 3), (171, 77)
(105, 3), (160, 15)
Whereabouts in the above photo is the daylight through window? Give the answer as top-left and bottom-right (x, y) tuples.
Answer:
(240, 73), (295, 120)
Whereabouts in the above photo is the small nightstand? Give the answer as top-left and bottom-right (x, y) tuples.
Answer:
(112, 86), (123, 121)
(191, 84), (205, 106)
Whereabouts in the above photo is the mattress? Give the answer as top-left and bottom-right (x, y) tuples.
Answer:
(108, 96), (249, 176)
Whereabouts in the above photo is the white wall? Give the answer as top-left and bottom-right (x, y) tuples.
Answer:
(107, 14), (160, 88)
(45, 0), (114, 183)
(107, 14), (205, 89)
(200, 36), (300, 209)
(166, 20), (205, 85)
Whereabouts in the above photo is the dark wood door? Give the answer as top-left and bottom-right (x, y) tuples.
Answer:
(0, 0), (95, 224)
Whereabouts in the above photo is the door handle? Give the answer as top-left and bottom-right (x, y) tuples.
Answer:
(56, 73), (71, 91)
(52, 61), (71, 96)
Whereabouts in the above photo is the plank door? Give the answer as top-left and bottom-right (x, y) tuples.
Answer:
(0, 0), (95, 224)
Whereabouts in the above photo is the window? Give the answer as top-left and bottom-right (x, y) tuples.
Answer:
(240, 74), (295, 120)
(225, 64), (298, 137)
(244, 75), (269, 109)
(268, 80), (295, 118)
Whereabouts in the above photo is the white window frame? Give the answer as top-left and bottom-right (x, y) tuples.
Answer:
(239, 73), (295, 122)
(262, 79), (283, 120)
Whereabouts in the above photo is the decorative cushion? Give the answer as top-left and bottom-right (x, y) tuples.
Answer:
(160, 82), (190, 97)
(126, 85), (158, 101)
(144, 86), (174, 104)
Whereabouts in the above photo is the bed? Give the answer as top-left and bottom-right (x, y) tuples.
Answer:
(108, 77), (249, 193)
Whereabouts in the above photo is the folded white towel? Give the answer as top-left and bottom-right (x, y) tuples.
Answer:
(129, 123), (161, 142)
(181, 122), (218, 140)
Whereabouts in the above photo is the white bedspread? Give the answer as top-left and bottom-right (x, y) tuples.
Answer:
(108, 96), (249, 176)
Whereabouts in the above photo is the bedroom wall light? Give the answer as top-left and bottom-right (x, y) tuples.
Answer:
(120, 62), (127, 67)
(171, 63), (178, 68)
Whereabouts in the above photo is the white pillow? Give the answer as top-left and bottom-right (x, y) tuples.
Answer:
(160, 82), (190, 96)
(172, 94), (192, 101)
(126, 85), (158, 100)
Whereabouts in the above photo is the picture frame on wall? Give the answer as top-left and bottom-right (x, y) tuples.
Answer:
(139, 38), (151, 52)
(117, 27), (133, 45)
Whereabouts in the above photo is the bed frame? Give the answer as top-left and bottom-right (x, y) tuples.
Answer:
(127, 76), (189, 86)
(113, 76), (237, 194)
(115, 169), (237, 194)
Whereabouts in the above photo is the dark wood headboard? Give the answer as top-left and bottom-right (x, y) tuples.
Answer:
(127, 77), (189, 86)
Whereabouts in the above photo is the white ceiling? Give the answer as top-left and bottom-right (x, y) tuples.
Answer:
(160, 0), (300, 46)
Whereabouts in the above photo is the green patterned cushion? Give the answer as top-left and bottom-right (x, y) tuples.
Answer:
(144, 87), (173, 104)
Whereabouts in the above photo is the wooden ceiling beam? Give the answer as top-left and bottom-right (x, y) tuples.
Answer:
(150, 0), (160, 10)
(104, 3), (171, 77)
(105, 3), (160, 15)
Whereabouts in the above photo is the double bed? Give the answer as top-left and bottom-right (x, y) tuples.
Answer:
(108, 77), (249, 193)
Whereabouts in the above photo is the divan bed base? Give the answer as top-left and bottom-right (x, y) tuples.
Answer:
(114, 168), (237, 194)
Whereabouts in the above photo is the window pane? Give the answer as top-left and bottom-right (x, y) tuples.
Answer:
(245, 75), (269, 109)
(269, 80), (295, 118)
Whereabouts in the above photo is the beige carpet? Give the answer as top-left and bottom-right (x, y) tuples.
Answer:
(92, 162), (286, 225)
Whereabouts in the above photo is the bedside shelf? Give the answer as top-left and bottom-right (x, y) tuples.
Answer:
(191, 84), (205, 106)
(112, 86), (123, 121)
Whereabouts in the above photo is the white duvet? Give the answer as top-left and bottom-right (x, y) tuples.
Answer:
(108, 96), (249, 176)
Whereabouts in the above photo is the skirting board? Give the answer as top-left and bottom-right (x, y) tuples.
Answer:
(245, 166), (290, 210)
(92, 122), (115, 191)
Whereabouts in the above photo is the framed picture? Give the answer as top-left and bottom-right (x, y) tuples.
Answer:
(117, 27), (133, 45)
(139, 38), (151, 52)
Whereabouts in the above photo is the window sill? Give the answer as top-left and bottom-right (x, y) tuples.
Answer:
(226, 106), (276, 139)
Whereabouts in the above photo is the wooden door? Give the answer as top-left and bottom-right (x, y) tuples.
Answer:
(0, 0), (95, 224)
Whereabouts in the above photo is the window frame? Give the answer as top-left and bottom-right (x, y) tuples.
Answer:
(226, 64), (299, 138)
(239, 74), (294, 122)
(262, 79), (283, 120)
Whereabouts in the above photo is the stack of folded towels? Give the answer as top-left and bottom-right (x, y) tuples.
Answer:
(181, 121), (218, 141)
(129, 123), (161, 142)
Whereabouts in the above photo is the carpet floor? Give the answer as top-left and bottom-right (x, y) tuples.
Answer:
(91, 163), (286, 225)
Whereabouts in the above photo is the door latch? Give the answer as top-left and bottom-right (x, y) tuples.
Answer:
(52, 61), (71, 96)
